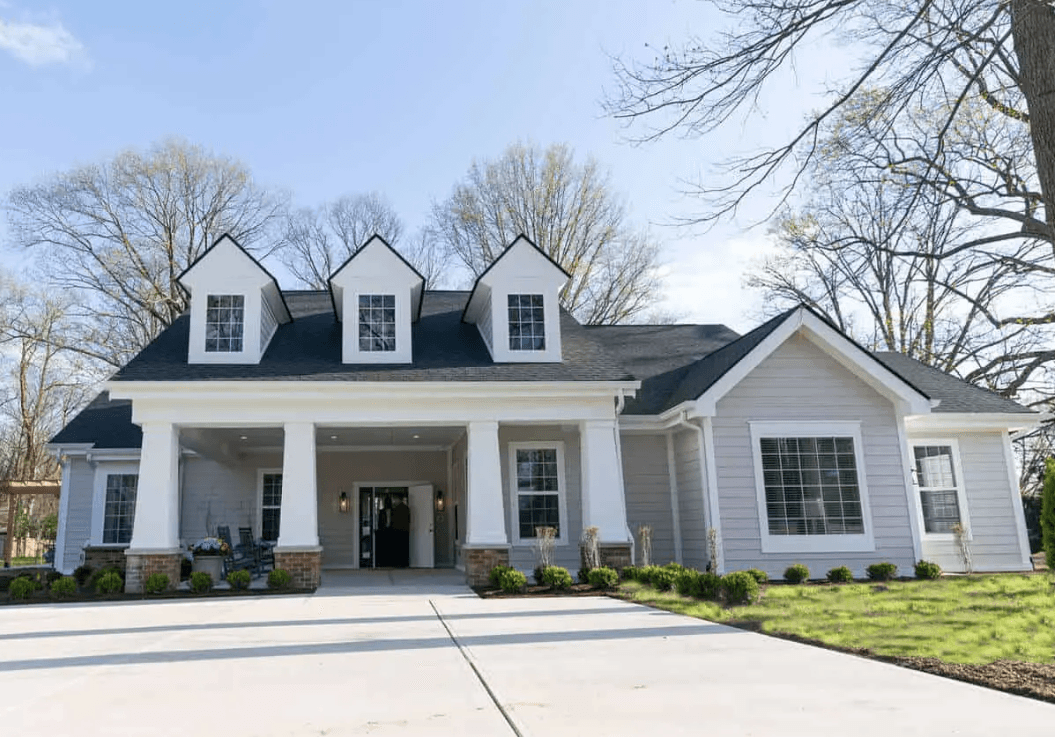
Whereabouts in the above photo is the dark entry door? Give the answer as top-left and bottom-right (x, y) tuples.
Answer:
(358, 487), (410, 568)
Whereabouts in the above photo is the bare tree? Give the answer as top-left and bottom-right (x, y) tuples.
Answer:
(606, 0), (1055, 241)
(279, 193), (405, 289)
(0, 274), (97, 481)
(430, 142), (662, 324)
(5, 138), (288, 368)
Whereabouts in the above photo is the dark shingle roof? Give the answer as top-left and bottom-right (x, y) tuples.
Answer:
(49, 392), (141, 448)
(112, 291), (633, 383)
(873, 352), (1034, 414)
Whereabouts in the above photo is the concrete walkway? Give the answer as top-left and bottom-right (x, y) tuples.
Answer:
(0, 582), (1051, 736)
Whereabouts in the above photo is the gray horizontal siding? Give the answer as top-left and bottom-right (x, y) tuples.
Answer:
(180, 454), (263, 545)
(713, 334), (915, 579)
(621, 433), (675, 565)
(60, 458), (96, 573)
(917, 431), (1029, 572)
(674, 429), (708, 570)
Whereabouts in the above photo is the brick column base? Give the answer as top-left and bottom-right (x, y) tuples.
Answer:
(598, 543), (632, 571)
(124, 551), (182, 594)
(274, 549), (322, 590)
(464, 547), (510, 587)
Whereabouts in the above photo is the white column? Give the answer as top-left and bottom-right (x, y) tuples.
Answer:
(464, 420), (508, 546)
(128, 422), (181, 551)
(581, 419), (632, 543)
(277, 421), (319, 548)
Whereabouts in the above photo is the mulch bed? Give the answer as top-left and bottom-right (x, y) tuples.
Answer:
(474, 582), (610, 598)
(1, 586), (312, 606)
(720, 619), (1055, 705)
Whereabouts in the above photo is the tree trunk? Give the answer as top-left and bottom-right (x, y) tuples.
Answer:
(1011, 0), (1055, 243)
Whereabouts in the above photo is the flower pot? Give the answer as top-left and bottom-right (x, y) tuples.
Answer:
(191, 555), (224, 584)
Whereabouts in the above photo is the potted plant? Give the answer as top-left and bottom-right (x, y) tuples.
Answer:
(190, 537), (230, 584)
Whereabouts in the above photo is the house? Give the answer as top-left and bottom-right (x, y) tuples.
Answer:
(48, 233), (1037, 592)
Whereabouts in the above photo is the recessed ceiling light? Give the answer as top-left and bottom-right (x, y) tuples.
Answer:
(239, 435), (248, 441)
(412, 434), (421, 439)
(330, 435), (338, 441)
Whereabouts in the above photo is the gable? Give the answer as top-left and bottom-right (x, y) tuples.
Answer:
(328, 235), (425, 322)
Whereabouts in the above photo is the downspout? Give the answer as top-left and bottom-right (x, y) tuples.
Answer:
(673, 410), (724, 574)
(614, 390), (635, 566)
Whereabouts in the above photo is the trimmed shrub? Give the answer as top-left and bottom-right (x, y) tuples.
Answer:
(89, 566), (124, 591)
(541, 566), (573, 590)
(914, 560), (942, 580)
(649, 568), (676, 591)
(95, 571), (123, 595)
(50, 576), (77, 598)
(1043, 458), (1055, 570)
(621, 565), (639, 581)
(826, 566), (854, 584)
(144, 573), (170, 594)
(73, 565), (94, 588)
(227, 569), (252, 590)
(189, 571), (213, 593)
(639, 565), (661, 584)
(866, 562), (898, 581)
(45, 570), (63, 586)
(674, 569), (699, 596)
(488, 565), (513, 589)
(721, 571), (760, 605)
(497, 568), (527, 593)
(784, 563), (810, 584)
(9, 576), (37, 600)
(268, 569), (293, 589)
(693, 571), (722, 600)
(745, 568), (768, 585)
(588, 566), (619, 590)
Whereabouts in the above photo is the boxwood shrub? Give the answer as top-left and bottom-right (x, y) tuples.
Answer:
(488, 565), (513, 588)
(866, 562), (898, 581)
(497, 568), (527, 593)
(649, 568), (676, 591)
(744, 568), (768, 585)
(73, 565), (94, 588)
(784, 563), (810, 584)
(8, 576), (37, 600)
(588, 566), (619, 590)
(189, 571), (213, 593)
(50, 575), (77, 598)
(721, 571), (760, 605)
(227, 569), (252, 590)
(674, 569), (699, 596)
(914, 560), (942, 580)
(268, 568), (293, 589)
(541, 565), (573, 590)
(621, 565), (639, 581)
(95, 571), (123, 595)
(826, 566), (854, 584)
(694, 571), (722, 600)
(144, 573), (170, 595)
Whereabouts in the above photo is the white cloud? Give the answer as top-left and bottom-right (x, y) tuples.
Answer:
(0, 16), (87, 67)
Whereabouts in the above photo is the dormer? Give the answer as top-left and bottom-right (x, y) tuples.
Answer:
(178, 234), (291, 365)
(462, 235), (569, 363)
(328, 235), (424, 364)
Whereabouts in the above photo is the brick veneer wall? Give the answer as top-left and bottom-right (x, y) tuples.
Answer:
(598, 544), (632, 571)
(124, 552), (181, 593)
(83, 547), (129, 575)
(274, 550), (321, 590)
(464, 547), (510, 587)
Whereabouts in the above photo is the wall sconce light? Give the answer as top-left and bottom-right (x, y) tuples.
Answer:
(435, 489), (445, 511)
(338, 491), (350, 513)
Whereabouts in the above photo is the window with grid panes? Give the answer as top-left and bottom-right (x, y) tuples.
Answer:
(261, 473), (282, 542)
(358, 294), (396, 352)
(205, 295), (245, 352)
(515, 448), (560, 539)
(758, 436), (864, 535)
(508, 294), (545, 351)
(913, 445), (963, 533)
(103, 474), (138, 544)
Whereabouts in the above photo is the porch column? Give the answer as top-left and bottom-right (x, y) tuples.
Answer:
(463, 420), (509, 585)
(580, 419), (632, 569)
(275, 421), (321, 588)
(125, 422), (182, 592)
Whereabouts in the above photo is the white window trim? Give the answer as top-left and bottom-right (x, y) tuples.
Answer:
(256, 468), (282, 542)
(356, 293), (398, 353)
(507, 293), (546, 353)
(204, 293), (247, 354)
(508, 440), (569, 546)
(749, 421), (876, 554)
(910, 438), (971, 541)
(90, 463), (140, 546)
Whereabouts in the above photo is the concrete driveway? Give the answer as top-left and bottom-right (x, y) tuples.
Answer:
(0, 573), (1052, 736)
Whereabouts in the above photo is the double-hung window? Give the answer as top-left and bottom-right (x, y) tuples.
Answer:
(205, 294), (245, 352)
(102, 473), (138, 544)
(912, 444), (967, 534)
(261, 472), (283, 543)
(510, 443), (565, 543)
(358, 294), (396, 352)
(750, 422), (874, 553)
(508, 294), (545, 351)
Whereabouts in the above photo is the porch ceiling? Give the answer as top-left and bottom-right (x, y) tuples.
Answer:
(180, 425), (465, 459)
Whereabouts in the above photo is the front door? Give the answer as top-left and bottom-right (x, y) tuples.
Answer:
(409, 484), (434, 568)
(358, 487), (410, 568)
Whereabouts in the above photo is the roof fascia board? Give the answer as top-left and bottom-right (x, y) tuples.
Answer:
(692, 309), (932, 416)
(905, 412), (1040, 433)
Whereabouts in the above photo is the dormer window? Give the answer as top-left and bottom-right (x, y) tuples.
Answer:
(205, 295), (245, 353)
(359, 294), (397, 352)
(508, 294), (545, 351)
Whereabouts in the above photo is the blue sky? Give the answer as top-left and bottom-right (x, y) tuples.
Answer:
(0, 1), (842, 331)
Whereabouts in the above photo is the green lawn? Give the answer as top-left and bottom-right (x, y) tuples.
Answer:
(619, 575), (1055, 664)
